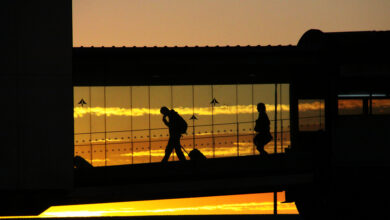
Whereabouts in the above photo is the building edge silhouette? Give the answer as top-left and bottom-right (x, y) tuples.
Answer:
(1, 1), (73, 216)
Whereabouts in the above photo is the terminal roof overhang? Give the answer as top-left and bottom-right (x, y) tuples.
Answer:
(73, 29), (390, 86)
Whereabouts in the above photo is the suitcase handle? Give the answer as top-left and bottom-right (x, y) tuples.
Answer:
(181, 146), (189, 155)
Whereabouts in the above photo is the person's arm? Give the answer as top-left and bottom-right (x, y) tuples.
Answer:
(162, 115), (170, 127)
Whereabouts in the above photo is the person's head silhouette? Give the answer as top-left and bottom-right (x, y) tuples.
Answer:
(160, 106), (170, 116)
(257, 103), (266, 113)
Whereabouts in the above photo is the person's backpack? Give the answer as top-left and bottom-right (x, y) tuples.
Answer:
(172, 110), (188, 134)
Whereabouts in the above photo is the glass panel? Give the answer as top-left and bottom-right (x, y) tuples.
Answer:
(91, 144), (105, 167)
(372, 99), (390, 115)
(238, 134), (255, 156)
(194, 85), (212, 126)
(151, 128), (169, 142)
(133, 141), (150, 164)
(91, 133), (106, 167)
(338, 99), (363, 115)
(172, 85), (193, 121)
(213, 84), (237, 125)
(151, 141), (165, 163)
(150, 86), (171, 129)
(74, 134), (92, 165)
(132, 130), (149, 142)
(279, 84), (290, 121)
(74, 87), (91, 134)
(215, 136), (237, 158)
(195, 136), (213, 159)
(237, 84), (254, 123)
(195, 125), (213, 158)
(90, 87), (105, 133)
(132, 86), (149, 131)
(105, 86), (131, 132)
(279, 119), (291, 152)
(298, 99), (325, 131)
(106, 142), (132, 166)
(214, 124), (237, 136)
(106, 131), (131, 165)
(277, 84), (290, 153)
(75, 133), (91, 146)
(106, 131), (130, 143)
(212, 85), (237, 157)
(74, 145), (92, 166)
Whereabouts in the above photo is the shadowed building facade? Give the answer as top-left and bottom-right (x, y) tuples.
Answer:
(0, 1), (73, 215)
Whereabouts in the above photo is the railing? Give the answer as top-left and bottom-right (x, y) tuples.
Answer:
(74, 119), (291, 166)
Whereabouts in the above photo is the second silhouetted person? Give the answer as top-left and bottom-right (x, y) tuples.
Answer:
(160, 106), (187, 163)
(254, 103), (272, 156)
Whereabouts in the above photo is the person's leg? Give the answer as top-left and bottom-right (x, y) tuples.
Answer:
(162, 137), (174, 163)
(254, 134), (268, 156)
(254, 134), (261, 153)
(173, 134), (186, 161)
(259, 144), (268, 155)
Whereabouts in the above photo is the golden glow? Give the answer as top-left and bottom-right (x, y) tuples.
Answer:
(73, 0), (390, 47)
(74, 104), (290, 118)
(39, 192), (297, 217)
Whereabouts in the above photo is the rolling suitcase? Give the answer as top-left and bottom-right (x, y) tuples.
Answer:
(182, 147), (207, 161)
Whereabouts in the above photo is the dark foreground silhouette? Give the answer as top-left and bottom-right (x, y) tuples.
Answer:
(74, 156), (93, 169)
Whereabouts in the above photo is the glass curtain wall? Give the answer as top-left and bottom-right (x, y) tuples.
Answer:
(74, 84), (290, 166)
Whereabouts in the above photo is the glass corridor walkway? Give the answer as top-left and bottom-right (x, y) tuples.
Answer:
(74, 84), (293, 166)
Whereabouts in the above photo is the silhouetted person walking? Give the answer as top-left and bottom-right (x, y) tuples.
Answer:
(254, 103), (272, 156)
(160, 106), (187, 163)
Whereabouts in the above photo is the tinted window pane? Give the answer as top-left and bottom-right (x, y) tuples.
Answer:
(299, 99), (325, 131)
(372, 99), (390, 115)
(194, 85), (212, 126)
(132, 86), (149, 131)
(277, 84), (290, 152)
(74, 87), (91, 134)
(90, 87), (105, 133)
(106, 86), (131, 132)
(338, 99), (363, 115)
(150, 86), (171, 129)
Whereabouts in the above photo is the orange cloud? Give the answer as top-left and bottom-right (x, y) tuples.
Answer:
(74, 104), (290, 118)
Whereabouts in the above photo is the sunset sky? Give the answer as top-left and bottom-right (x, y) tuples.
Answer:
(73, 0), (390, 47)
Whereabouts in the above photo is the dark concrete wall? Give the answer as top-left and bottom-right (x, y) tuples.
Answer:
(0, 1), (73, 191)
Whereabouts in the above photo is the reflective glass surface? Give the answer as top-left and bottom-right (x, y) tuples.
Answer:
(74, 84), (290, 166)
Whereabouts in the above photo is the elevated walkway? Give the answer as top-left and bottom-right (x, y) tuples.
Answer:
(57, 153), (313, 206)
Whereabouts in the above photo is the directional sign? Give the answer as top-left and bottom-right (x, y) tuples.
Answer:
(78, 98), (87, 107)
(210, 98), (219, 106)
(190, 114), (197, 120)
